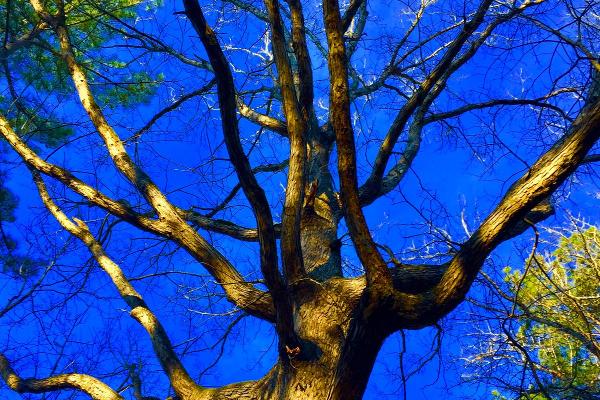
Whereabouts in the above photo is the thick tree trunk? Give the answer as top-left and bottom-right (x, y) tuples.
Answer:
(205, 278), (379, 400)
(301, 137), (342, 281)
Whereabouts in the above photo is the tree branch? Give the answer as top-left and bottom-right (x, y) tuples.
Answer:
(31, 172), (202, 399)
(0, 353), (123, 400)
(340, 0), (364, 33)
(324, 0), (391, 290)
(0, 112), (274, 321)
(30, 0), (176, 219)
(432, 94), (600, 319)
(285, 0), (314, 123)
(183, 0), (300, 356)
(183, 0), (283, 305)
(264, 0), (307, 283)
(361, 0), (499, 198)
(27, 0), (275, 321)
(360, 1), (545, 205)
(236, 96), (288, 136)
(128, 79), (217, 143)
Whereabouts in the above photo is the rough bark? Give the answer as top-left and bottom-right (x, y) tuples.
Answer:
(1, 0), (599, 399)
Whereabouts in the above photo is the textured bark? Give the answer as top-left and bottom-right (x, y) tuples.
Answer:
(1, 1), (598, 399)
(301, 139), (342, 281)
(189, 278), (370, 400)
(0, 354), (123, 400)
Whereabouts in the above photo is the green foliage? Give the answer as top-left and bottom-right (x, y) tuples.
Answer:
(0, 0), (161, 278)
(501, 223), (600, 399)
(97, 71), (165, 109)
(0, 0), (162, 144)
(0, 181), (18, 223)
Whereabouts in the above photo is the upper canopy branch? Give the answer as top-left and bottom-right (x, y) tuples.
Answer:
(263, 0), (308, 283)
(360, 0), (496, 200)
(285, 0), (315, 124)
(429, 92), (600, 321)
(183, 0), (284, 309)
(340, 0), (365, 33)
(31, 172), (202, 399)
(324, 0), (391, 291)
(359, 0), (546, 206)
(358, 88), (577, 206)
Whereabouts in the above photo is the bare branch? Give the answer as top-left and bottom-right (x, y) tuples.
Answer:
(31, 172), (202, 399)
(0, 113), (274, 322)
(360, 0), (546, 205)
(341, 0), (365, 33)
(432, 95), (600, 318)
(183, 0), (282, 301)
(264, 0), (307, 282)
(27, 0), (275, 321)
(0, 353), (123, 400)
(236, 96), (288, 136)
(286, 0), (315, 123)
(128, 79), (217, 142)
(361, 0), (505, 199)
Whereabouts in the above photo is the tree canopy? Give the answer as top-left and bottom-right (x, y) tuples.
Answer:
(466, 220), (599, 399)
(0, 0), (599, 399)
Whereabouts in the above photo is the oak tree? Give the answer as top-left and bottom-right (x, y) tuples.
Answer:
(1, 0), (599, 398)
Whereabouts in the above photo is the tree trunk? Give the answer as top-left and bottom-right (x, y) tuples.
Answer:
(205, 278), (381, 400)
(300, 136), (342, 281)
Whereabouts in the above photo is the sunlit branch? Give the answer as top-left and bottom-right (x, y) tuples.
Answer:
(0, 113), (273, 323)
(28, 0), (275, 322)
(236, 96), (288, 136)
(0, 353), (123, 400)
(0, 113), (156, 230)
(31, 172), (202, 399)
(264, 0), (307, 283)
(431, 93), (600, 319)
(29, 0), (179, 218)
(324, 0), (390, 290)
(0, 115), (268, 242)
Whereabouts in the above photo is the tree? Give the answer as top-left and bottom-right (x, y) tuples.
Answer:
(0, 0), (599, 399)
(464, 220), (600, 399)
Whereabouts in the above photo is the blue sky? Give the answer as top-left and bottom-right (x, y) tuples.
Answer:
(1, 0), (599, 399)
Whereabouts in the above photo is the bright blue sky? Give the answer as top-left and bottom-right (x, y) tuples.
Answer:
(1, 0), (599, 399)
